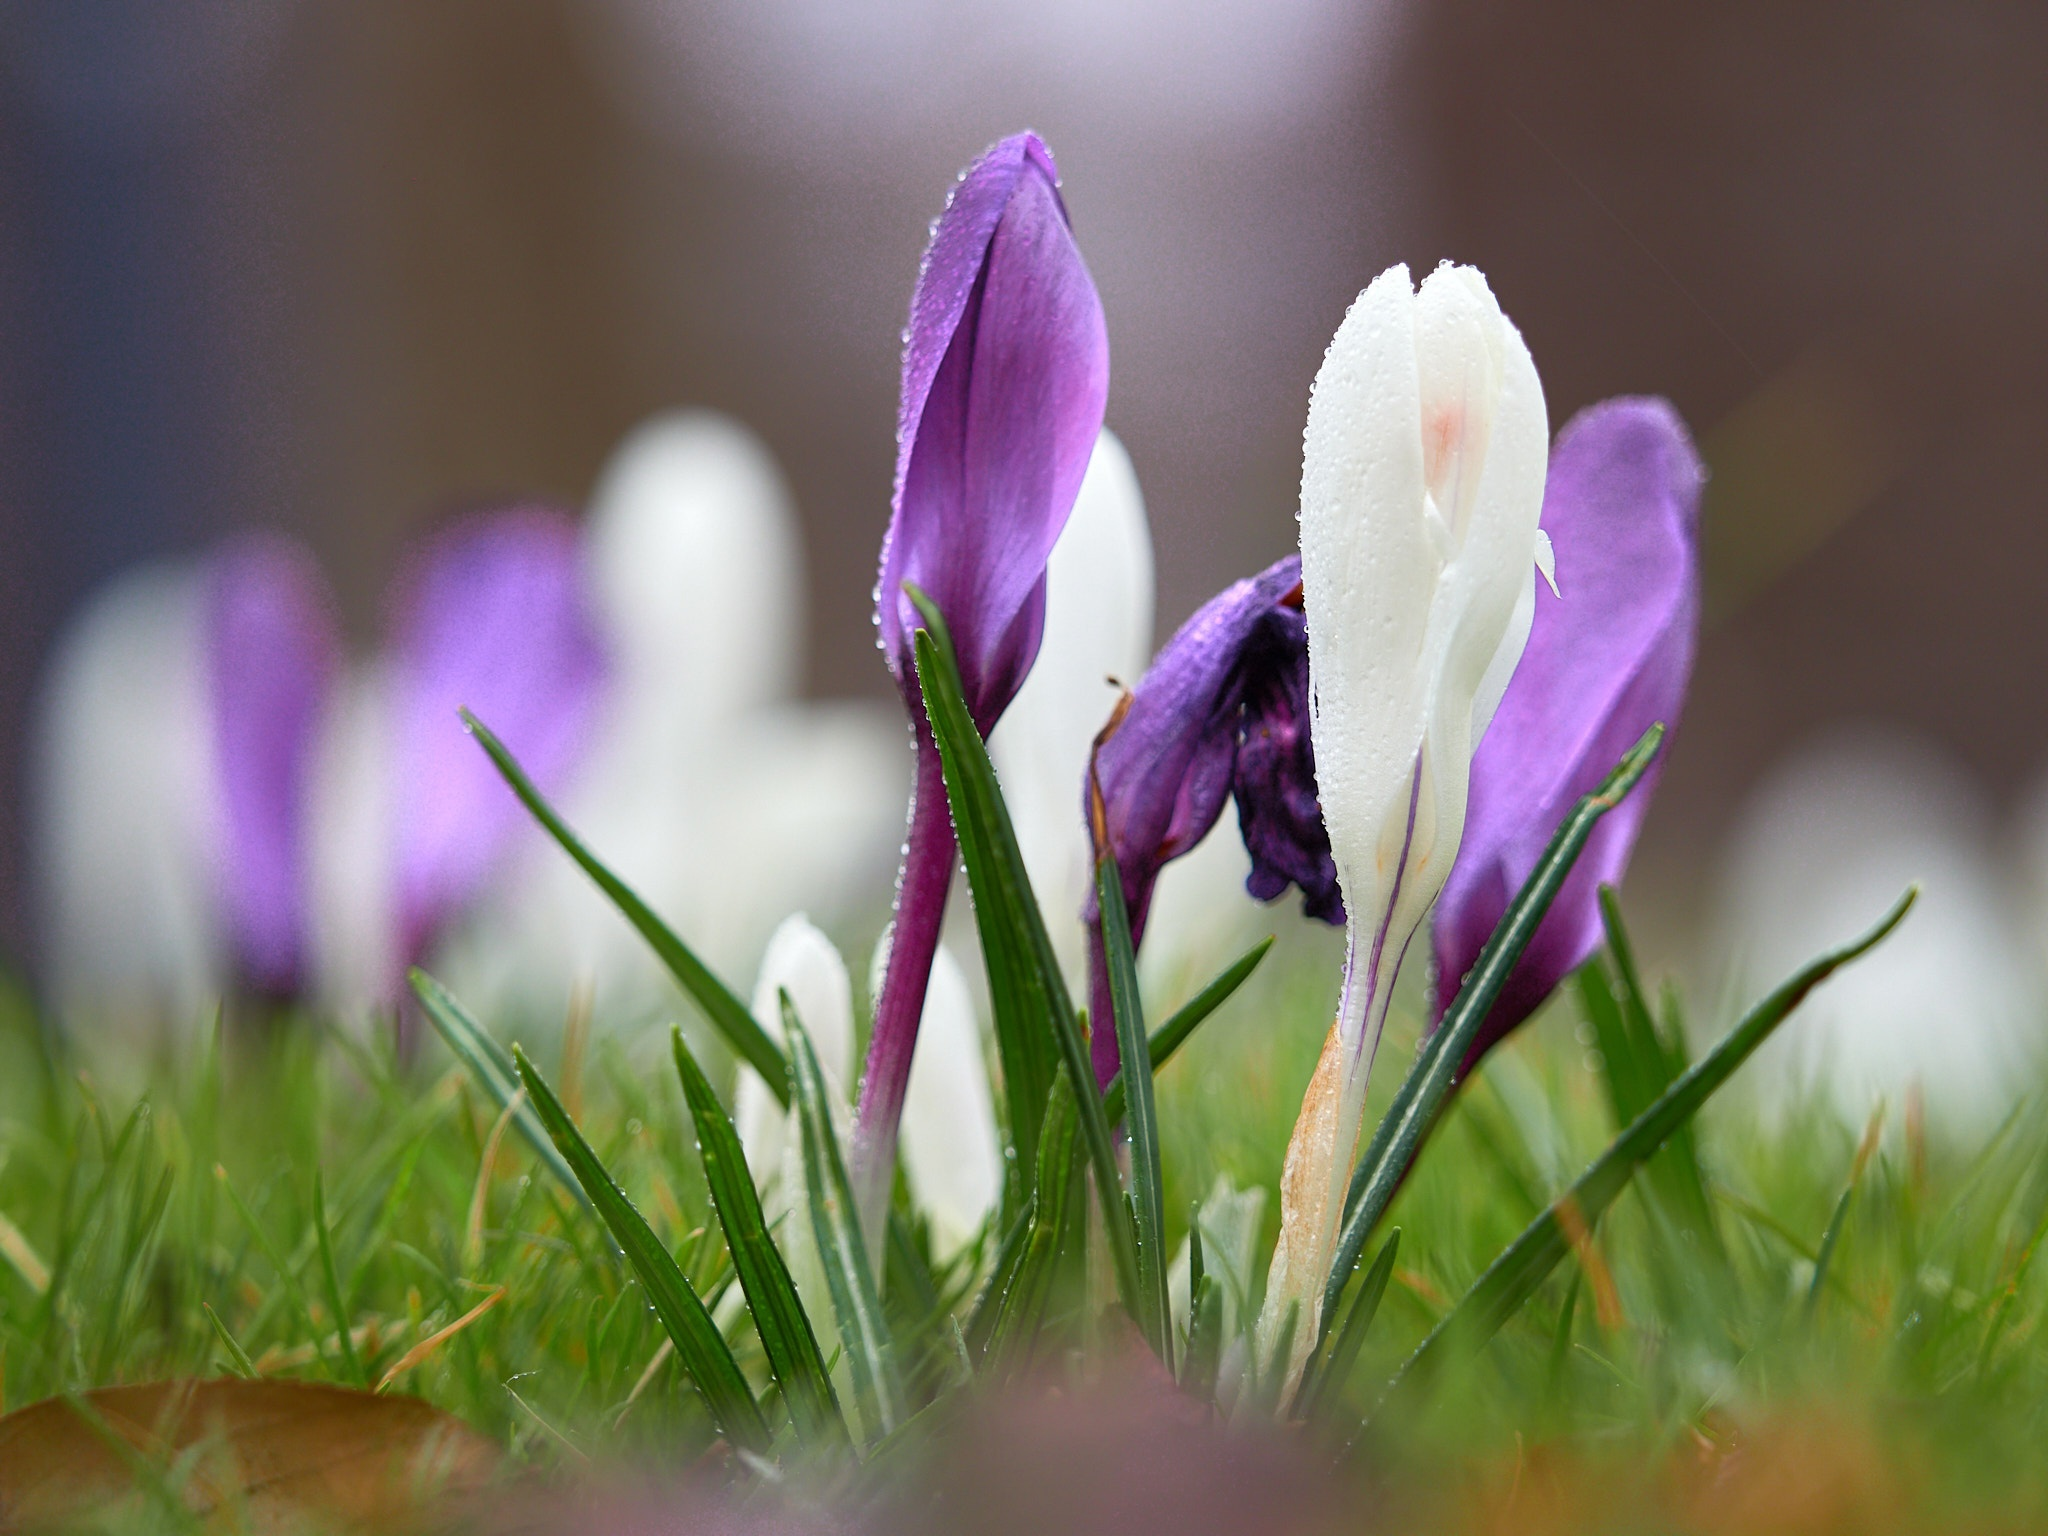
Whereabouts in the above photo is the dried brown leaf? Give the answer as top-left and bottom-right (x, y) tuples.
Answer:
(0, 1377), (501, 1534)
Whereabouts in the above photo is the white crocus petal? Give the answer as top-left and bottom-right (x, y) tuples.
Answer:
(1470, 546), (1539, 745)
(990, 427), (1156, 982)
(735, 914), (856, 1198)
(1261, 261), (1549, 1393)
(35, 562), (222, 1051)
(899, 944), (1003, 1258)
(585, 408), (803, 719)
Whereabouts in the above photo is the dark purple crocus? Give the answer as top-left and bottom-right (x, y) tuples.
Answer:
(203, 535), (341, 999)
(853, 132), (1110, 1224)
(1432, 396), (1703, 1075)
(388, 507), (610, 974)
(1084, 554), (1340, 1084)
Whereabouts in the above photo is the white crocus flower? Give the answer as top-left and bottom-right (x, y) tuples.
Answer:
(1258, 263), (1551, 1392)
(990, 428), (1156, 983)
(736, 914), (859, 1195)
(736, 916), (1001, 1268)
(898, 944), (1004, 1259)
(35, 563), (222, 1043)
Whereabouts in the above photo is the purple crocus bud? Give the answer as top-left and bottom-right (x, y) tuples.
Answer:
(388, 507), (609, 971)
(203, 535), (341, 998)
(874, 131), (1110, 731)
(852, 132), (1109, 1240)
(1432, 396), (1703, 1074)
(1083, 554), (1339, 1083)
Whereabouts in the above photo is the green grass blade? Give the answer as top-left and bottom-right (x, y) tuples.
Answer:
(511, 1044), (769, 1453)
(1298, 1228), (1399, 1426)
(311, 1170), (366, 1386)
(785, 1001), (905, 1440)
(461, 708), (788, 1103)
(409, 968), (587, 1210)
(202, 1302), (258, 1379)
(985, 1077), (1082, 1379)
(1101, 935), (1273, 1126)
(1096, 852), (1171, 1365)
(670, 1025), (846, 1449)
(212, 1167), (331, 1380)
(963, 1200), (1036, 1364)
(900, 596), (1060, 1172)
(1594, 889), (1722, 1255)
(1373, 886), (1917, 1421)
(905, 592), (1142, 1323)
(1182, 1275), (1224, 1403)
(1322, 725), (1666, 1332)
(1806, 1183), (1857, 1323)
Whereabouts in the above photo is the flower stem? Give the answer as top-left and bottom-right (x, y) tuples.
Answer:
(849, 730), (957, 1257)
(1086, 928), (1122, 1089)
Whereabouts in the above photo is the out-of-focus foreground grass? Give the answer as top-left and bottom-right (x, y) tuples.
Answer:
(4, 932), (2048, 1534)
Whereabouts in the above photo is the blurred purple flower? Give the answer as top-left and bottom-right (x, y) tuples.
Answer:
(1431, 396), (1703, 1074)
(203, 535), (340, 998)
(854, 131), (1109, 1234)
(389, 507), (610, 970)
(1084, 554), (1338, 1082)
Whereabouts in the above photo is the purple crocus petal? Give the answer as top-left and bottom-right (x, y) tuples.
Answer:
(203, 535), (341, 997)
(875, 131), (1110, 732)
(1092, 555), (1323, 940)
(1231, 601), (1343, 926)
(1432, 396), (1704, 1072)
(1085, 554), (1340, 1082)
(388, 507), (609, 967)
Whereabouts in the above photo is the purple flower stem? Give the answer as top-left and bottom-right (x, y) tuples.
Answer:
(850, 729), (958, 1252)
(1087, 928), (1122, 1089)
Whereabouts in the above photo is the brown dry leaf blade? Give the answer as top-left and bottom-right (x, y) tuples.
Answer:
(0, 1377), (501, 1532)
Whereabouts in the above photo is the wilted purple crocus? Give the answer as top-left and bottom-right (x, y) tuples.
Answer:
(1084, 554), (1340, 1084)
(203, 535), (341, 999)
(854, 132), (1110, 1226)
(388, 507), (610, 974)
(1431, 396), (1703, 1075)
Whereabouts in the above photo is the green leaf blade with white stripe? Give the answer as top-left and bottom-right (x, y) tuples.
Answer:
(785, 998), (906, 1441)
(409, 968), (586, 1210)
(511, 1044), (770, 1453)
(1095, 852), (1171, 1365)
(670, 1025), (847, 1451)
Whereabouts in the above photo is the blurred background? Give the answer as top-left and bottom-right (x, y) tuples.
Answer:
(2, 0), (2045, 996)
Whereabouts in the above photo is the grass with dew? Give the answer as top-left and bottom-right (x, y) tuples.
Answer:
(6, 925), (2048, 1529)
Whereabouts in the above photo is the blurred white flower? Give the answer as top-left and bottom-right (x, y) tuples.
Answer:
(1717, 726), (2039, 1127)
(898, 943), (1004, 1258)
(990, 428), (1155, 983)
(736, 913), (857, 1198)
(36, 538), (339, 1049)
(36, 562), (223, 1039)
(734, 915), (1001, 1264)
(320, 411), (903, 1032)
